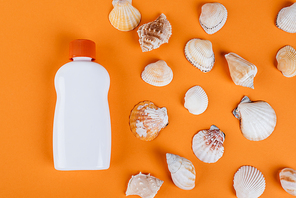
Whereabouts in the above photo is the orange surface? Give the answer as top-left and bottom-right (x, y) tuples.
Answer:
(0, 0), (296, 197)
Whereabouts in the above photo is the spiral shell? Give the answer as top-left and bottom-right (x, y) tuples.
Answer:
(276, 3), (296, 33)
(184, 86), (208, 115)
(276, 45), (296, 77)
(279, 168), (296, 196)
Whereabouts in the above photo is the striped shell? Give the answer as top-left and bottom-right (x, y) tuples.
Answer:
(276, 3), (296, 33)
(276, 45), (296, 77)
(279, 168), (296, 196)
(184, 86), (208, 115)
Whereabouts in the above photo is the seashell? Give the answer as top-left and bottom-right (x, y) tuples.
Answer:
(233, 96), (277, 141)
(137, 13), (172, 52)
(126, 172), (164, 198)
(192, 125), (225, 163)
(141, 60), (173, 86)
(166, 153), (196, 190)
(233, 166), (266, 198)
(129, 101), (168, 141)
(184, 85), (208, 115)
(279, 168), (296, 196)
(276, 3), (296, 33)
(184, 38), (215, 73)
(225, 52), (257, 89)
(276, 45), (296, 77)
(199, 3), (228, 34)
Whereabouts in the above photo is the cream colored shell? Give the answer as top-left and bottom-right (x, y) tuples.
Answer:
(184, 86), (208, 115)
(276, 3), (296, 33)
(279, 168), (296, 196)
(276, 45), (296, 77)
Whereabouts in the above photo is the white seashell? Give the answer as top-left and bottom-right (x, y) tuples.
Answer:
(276, 45), (296, 77)
(185, 38), (215, 73)
(192, 125), (225, 163)
(184, 86), (208, 115)
(233, 96), (277, 141)
(166, 153), (196, 190)
(126, 172), (164, 198)
(276, 3), (296, 33)
(199, 3), (228, 34)
(233, 166), (266, 198)
(141, 60), (173, 86)
(279, 168), (296, 196)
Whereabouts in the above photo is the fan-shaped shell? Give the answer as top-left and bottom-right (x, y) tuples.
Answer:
(137, 13), (172, 52)
(129, 101), (168, 141)
(109, 0), (141, 31)
(233, 96), (277, 141)
(276, 3), (296, 33)
(184, 86), (208, 115)
(192, 125), (225, 163)
(141, 60), (173, 86)
(276, 45), (296, 77)
(185, 38), (215, 73)
(199, 3), (227, 34)
(166, 153), (196, 190)
(279, 168), (296, 196)
(233, 166), (266, 198)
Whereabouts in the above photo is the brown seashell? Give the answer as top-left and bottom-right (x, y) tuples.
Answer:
(279, 168), (296, 196)
(276, 45), (296, 77)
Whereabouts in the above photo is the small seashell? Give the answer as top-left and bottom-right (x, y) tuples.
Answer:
(276, 3), (296, 33)
(233, 96), (277, 141)
(276, 45), (296, 77)
(184, 86), (208, 115)
(126, 172), (164, 198)
(141, 60), (173, 86)
(279, 168), (296, 196)
(137, 13), (172, 52)
(192, 125), (225, 163)
(225, 52), (257, 89)
(166, 153), (196, 190)
(184, 38), (215, 72)
(199, 3), (228, 34)
(109, 0), (141, 31)
(129, 101), (168, 141)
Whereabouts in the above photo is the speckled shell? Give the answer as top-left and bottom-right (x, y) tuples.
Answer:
(184, 86), (208, 115)
(126, 172), (164, 198)
(192, 125), (225, 163)
(137, 13), (172, 52)
(166, 153), (196, 190)
(276, 45), (296, 77)
(276, 3), (296, 33)
(279, 168), (296, 196)
(129, 101), (168, 141)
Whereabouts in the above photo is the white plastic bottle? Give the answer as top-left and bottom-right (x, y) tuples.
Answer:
(53, 39), (111, 170)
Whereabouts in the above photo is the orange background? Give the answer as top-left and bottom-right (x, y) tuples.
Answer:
(0, 0), (296, 197)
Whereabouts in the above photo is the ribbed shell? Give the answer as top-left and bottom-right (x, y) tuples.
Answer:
(184, 86), (208, 115)
(233, 166), (266, 198)
(233, 96), (277, 141)
(185, 38), (215, 72)
(279, 168), (296, 196)
(192, 125), (225, 163)
(276, 3), (296, 33)
(276, 45), (296, 77)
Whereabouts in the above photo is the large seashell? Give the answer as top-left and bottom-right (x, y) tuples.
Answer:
(184, 86), (208, 115)
(137, 13), (172, 52)
(233, 96), (277, 141)
(141, 60), (173, 87)
(129, 101), (168, 141)
(276, 3), (296, 33)
(225, 52), (257, 89)
(199, 3), (228, 34)
(126, 172), (164, 198)
(166, 153), (196, 190)
(184, 38), (215, 73)
(109, 0), (141, 31)
(276, 45), (296, 77)
(233, 166), (266, 198)
(279, 168), (296, 196)
(192, 125), (225, 163)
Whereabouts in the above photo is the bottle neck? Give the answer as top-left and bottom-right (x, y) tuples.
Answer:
(72, 57), (92, 61)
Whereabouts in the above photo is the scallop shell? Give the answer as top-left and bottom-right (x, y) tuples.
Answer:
(137, 13), (172, 52)
(276, 3), (296, 33)
(279, 168), (296, 196)
(225, 52), (257, 89)
(185, 38), (215, 72)
(184, 86), (208, 115)
(126, 172), (164, 198)
(166, 153), (196, 190)
(276, 45), (296, 77)
(129, 101), (168, 141)
(199, 3), (228, 34)
(192, 125), (225, 163)
(233, 96), (277, 141)
(233, 166), (266, 198)
(109, 0), (141, 31)
(141, 60), (173, 86)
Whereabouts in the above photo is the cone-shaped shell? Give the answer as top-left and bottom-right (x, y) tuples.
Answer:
(185, 38), (215, 72)
(279, 168), (296, 196)
(276, 3), (296, 33)
(129, 101), (168, 141)
(166, 153), (196, 190)
(184, 86), (208, 115)
(233, 166), (266, 198)
(141, 60), (173, 86)
(233, 96), (277, 141)
(276, 45), (296, 77)
(199, 3), (227, 34)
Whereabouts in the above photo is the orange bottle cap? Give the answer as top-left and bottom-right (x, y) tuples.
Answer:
(69, 39), (96, 60)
